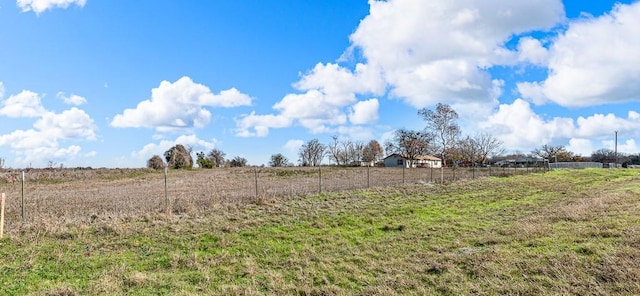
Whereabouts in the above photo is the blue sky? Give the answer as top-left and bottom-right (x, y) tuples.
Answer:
(0, 0), (639, 168)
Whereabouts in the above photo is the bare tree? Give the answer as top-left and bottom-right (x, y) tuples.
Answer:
(0, 157), (4, 170)
(208, 149), (226, 168)
(385, 129), (431, 168)
(229, 156), (248, 167)
(269, 153), (289, 167)
(327, 136), (344, 166)
(591, 148), (616, 163)
(419, 103), (460, 182)
(345, 141), (364, 165)
(456, 136), (480, 165)
(474, 133), (504, 165)
(298, 139), (326, 167)
(532, 144), (573, 163)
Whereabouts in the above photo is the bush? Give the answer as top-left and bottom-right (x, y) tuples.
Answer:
(164, 145), (193, 169)
(147, 155), (165, 170)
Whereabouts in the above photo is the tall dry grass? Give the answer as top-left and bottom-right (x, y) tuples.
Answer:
(0, 166), (540, 235)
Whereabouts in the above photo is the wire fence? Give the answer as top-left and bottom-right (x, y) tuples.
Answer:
(0, 166), (545, 227)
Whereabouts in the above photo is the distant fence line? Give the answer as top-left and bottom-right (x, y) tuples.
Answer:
(548, 162), (603, 169)
(0, 166), (545, 224)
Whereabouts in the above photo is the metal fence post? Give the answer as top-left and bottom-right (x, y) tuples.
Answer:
(430, 166), (433, 183)
(21, 171), (25, 221)
(367, 166), (370, 188)
(318, 166), (322, 194)
(402, 164), (405, 184)
(254, 168), (258, 199)
(164, 167), (168, 212)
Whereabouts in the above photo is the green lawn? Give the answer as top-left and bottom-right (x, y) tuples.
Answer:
(1, 169), (640, 295)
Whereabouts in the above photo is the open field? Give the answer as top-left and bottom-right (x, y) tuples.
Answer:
(1, 168), (639, 295)
(0, 166), (542, 223)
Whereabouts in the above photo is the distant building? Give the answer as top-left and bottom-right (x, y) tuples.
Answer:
(383, 154), (442, 168)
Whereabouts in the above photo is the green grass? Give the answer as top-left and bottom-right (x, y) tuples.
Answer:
(2, 169), (640, 295)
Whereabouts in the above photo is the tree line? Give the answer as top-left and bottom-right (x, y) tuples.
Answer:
(145, 103), (640, 171)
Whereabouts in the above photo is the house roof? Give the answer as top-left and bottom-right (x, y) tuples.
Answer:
(384, 153), (441, 161)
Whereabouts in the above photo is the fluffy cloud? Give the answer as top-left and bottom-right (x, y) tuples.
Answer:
(517, 37), (549, 66)
(519, 2), (640, 107)
(0, 108), (97, 165)
(0, 90), (47, 118)
(480, 99), (574, 151)
(349, 98), (379, 124)
(17, 0), (86, 14)
(111, 76), (252, 131)
(34, 108), (97, 140)
(236, 112), (292, 137)
(480, 99), (640, 153)
(57, 92), (87, 106)
(349, 0), (564, 108)
(0, 86), (97, 165)
(236, 0), (564, 137)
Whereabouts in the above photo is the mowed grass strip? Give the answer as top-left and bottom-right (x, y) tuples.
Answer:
(1, 169), (640, 295)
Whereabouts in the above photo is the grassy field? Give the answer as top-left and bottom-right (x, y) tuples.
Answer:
(0, 168), (639, 295)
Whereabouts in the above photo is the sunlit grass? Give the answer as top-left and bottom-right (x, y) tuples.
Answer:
(1, 169), (639, 294)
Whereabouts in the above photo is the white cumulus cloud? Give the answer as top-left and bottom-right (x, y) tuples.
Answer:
(349, 99), (379, 124)
(0, 86), (97, 166)
(111, 76), (252, 131)
(17, 0), (86, 14)
(480, 99), (640, 154)
(519, 2), (640, 107)
(349, 0), (564, 108)
(57, 92), (87, 106)
(0, 90), (47, 118)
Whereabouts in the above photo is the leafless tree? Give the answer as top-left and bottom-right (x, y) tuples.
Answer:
(531, 144), (573, 163)
(456, 136), (480, 165)
(385, 129), (431, 168)
(474, 133), (504, 165)
(269, 153), (290, 167)
(419, 103), (460, 182)
(208, 149), (226, 168)
(327, 136), (344, 166)
(298, 139), (326, 167)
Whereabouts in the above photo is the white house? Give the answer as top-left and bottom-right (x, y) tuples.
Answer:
(383, 154), (442, 168)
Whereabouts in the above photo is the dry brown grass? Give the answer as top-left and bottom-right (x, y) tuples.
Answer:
(0, 166), (538, 233)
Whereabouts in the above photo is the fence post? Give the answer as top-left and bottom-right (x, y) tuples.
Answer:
(21, 171), (25, 221)
(318, 166), (322, 194)
(254, 168), (259, 199)
(367, 166), (370, 188)
(402, 164), (405, 184)
(430, 166), (433, 183)
(164, 167), (168, 213)
(1, 193), (5, 239)
(472, 164), (475, 179)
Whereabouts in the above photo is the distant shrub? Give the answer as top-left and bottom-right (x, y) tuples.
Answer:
(147, 155), (165, 170)
(164, 145), (193, 169)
